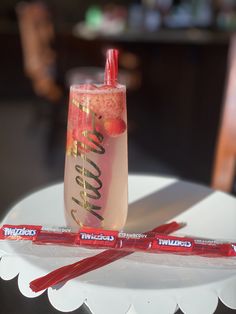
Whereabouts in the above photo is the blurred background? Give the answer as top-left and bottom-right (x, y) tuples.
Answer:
(1, 0), (236, 221)
(0, 1), (236, 312)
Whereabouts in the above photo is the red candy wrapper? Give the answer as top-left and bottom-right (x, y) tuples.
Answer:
(1, 223), (236, 257)
(1, 222), (236, 292)
(30, 221), (182, 292)
(0, 224), (42, 241)
(0, 224), (73, 243)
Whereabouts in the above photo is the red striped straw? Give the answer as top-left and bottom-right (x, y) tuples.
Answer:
(104, 49), (119, 86)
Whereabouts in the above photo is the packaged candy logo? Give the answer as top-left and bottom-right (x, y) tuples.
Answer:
(80, 232), (115, 242)
(158, 238), (192, 248)
(3, 227), (37, 237)
(118, 232), (147, 239)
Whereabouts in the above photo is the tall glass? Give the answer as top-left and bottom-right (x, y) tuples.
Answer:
(64, 83), (128, 231)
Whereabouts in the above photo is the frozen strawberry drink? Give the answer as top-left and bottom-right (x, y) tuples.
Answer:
(64, 50), (128, 231)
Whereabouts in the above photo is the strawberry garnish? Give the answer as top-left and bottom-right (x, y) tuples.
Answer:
(103, 118), (126, 137)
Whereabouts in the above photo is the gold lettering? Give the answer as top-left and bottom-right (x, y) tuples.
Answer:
(77, 129), (105, 154)
(71, 209), (83, 227)
(71, 100), (105, 222)
(72, 196), (104, 221)
(75, 158), (102, 199)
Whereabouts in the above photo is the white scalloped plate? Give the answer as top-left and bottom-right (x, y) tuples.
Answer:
(1, 175), (236, 314)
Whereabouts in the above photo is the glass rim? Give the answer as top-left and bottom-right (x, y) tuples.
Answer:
(70, 83), (126, 94)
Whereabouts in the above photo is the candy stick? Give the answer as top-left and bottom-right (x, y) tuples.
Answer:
(104, 49), (118, 86)
(151, 234), (235, 257)
(1, 222), (235, 293)
(30, 221), (182, 292)
(1, 222), (235, 259)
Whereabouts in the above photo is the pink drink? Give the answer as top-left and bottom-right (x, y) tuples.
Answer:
(64, 84), (128, 231)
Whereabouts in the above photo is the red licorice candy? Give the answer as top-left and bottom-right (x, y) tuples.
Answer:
(30, 221), (183, 292)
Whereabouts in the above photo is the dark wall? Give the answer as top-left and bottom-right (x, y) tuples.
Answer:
(0, 32), (34, 99)
(0, 29), (229, 184)
(134, 42), (228, 182)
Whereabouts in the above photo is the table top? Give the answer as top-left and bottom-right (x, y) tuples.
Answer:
(1, 174), (236, 314)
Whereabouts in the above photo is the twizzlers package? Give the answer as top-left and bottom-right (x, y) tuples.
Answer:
(1, 224), (236, 257)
